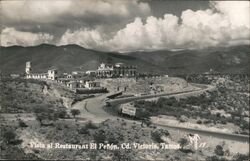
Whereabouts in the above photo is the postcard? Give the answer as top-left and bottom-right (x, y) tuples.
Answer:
(0, 0), (249, 160)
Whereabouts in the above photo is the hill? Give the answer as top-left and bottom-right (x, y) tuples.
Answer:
(0, 44), (160, 74)
(0, 44), (249, 75)
(126, 45), (250, 74)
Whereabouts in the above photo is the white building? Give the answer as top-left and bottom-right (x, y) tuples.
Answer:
(86, 70), (96, 76)
(66, 81), (78, 89)
(48, 69), (58, 80)
(10, 74), (21, 78)
(85, 81), (101, 89)
(97, 63), (114, 77)
(96, 63), (137, 78)
(67, 74), (73, 79)
(72, 71), (85, 75)
(25, 61), (32, 74)
(26, 73), (47, 79)
(25, 61), (58, 80)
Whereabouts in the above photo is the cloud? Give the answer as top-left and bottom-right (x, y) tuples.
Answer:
(1, 0), (151, 46)
(1, 0), (151, 24)
(59, 29), (104, 49)
(1, 1), (249, 52)
(210, 1), (250, 28)
(58, 1), (250, 52)
(1, 28), (54, 46)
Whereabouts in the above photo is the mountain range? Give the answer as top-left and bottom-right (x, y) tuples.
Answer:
(0, 44), (249, 75)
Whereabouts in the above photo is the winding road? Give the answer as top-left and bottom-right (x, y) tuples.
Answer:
(73, 93), (113, 122)
(72, 84), (249, 143)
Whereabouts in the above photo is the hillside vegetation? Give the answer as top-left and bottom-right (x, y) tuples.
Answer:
(1, 44), (249, 75)
(134, 74), (249, 135)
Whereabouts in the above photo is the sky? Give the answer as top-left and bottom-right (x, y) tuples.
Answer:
(1, 0), (249, 52)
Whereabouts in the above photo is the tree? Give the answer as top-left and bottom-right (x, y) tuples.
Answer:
(70, 109), (80, 119)
(3, 129), (16, 144)
(113, 150), (133, 161)
(178, 138), (188, 149)
(215, 145), (224, 156)
(78, 126), (89, 135)
(18, 119), (28, 127)
(197, 120), (202, 124)
(36, 113), (46, 126)
(93, 130), (106, 145)
(232, 153), (249, 161)
(54, 109), (67, 119)
(151, 130), (163, 143)
(151, 129), (169, 143)
(179, 115), (188, 122)
(205, 155), (220, 161)
(85, 121), (98, 129)
(141, 117), (151, 127)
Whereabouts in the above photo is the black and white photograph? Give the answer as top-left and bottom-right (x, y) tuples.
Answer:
(0, 0), (249, 160)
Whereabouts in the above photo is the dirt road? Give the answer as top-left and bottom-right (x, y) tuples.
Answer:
(72, 93), (116, 123)
(73, 83), (213, 123)
(72, 84), (249, 142)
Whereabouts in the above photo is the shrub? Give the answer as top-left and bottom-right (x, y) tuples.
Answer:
(70, 109), (80, 118)
(78, 126), (89, 135)
(179, 115), (188, 122)
(142, 118), (152, 127)
(220, 118), (227, 125)
(121, 122), (127, 126)
(203, 119), (212, 124)
(215, 145), (224, 156)
(54, 109), (67, 119)
(113, 150), (133, 161)
(36, 113), (46, 125)
(3, 129), (17, 144)
(18, 119), (28, 127)
(85, 121), (98, 129)
(197, 120), (202, 124)
(205, 155), (221, 161)
(151, 128), (169, 143)
(93, 130), (106, 144)
(55, 122), (67, 130)
(178, 138), (188, 149)
(232, 153), (249, 161)
(68, 136), (80, 144)
(107, 133), (119, 144)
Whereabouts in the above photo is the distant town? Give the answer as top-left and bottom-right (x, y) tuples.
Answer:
(23, 61), (138, 90)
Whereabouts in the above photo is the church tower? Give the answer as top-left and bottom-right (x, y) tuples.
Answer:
(25, 61), (32, 75)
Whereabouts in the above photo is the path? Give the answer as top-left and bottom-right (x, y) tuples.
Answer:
(72, 93), (116, 123)
(72, 84), (249, 142)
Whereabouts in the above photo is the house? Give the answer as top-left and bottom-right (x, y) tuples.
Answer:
(48, 69), (58, 80)
(10, 74), (21, 78)
(67, 74), (73, 79)
(66, 81), (79, 89)
(86, 70), (96, 76)
(72, 71), (85, 75)
(57, 78), (72, 85)
(85, 81), (101, 89)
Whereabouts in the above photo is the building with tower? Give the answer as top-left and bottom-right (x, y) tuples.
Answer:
(48, 69), (58, 80)
(25, 61), (32, 75)
(25, 61), (58, 80)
